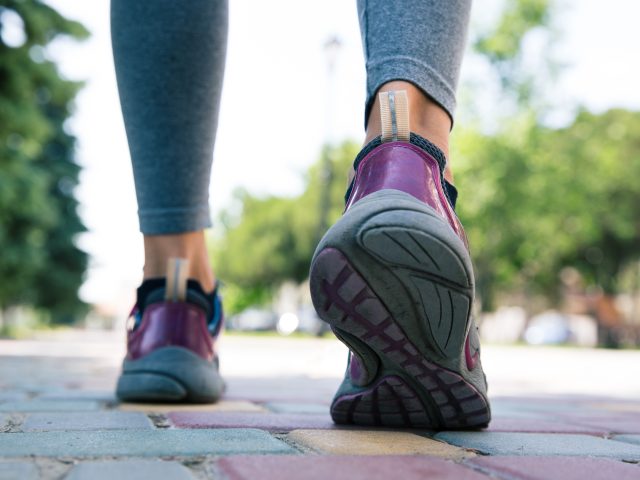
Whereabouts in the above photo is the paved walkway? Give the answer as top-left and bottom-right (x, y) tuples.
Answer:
(1, 331), (639, 479)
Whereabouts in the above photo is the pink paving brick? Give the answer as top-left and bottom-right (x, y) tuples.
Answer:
(468, 455), (640, 480)
(558, 413), (640, 434)
(218, 455), (490, 480)
(485, 417), (608, 436)
(168, 412), (336, 432)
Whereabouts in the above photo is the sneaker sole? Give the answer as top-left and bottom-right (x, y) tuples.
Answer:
(116, 346), (225, 403)
(310, 190), (490, 429)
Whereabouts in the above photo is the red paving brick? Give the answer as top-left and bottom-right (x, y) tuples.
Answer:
(468, 455), (640, 480)
(168, 412), (336, 432)
(218, 455), (489, 480)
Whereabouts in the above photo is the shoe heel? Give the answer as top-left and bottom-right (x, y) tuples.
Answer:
(310, 245), (490, 429)
(356, 209), (473, 363)
(117, 346), (225, 403)
(117, 372), (187, 402)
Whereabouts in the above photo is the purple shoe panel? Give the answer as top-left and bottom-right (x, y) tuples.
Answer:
(127, 302), (214, 361)
(348, 352), (369, 385)
(345, 142), (467, 246)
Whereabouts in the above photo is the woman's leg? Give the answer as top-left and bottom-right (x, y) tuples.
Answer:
(112, 0), (228, 403)
(358, 0), (471, 181)
(111, 0), (228, 292)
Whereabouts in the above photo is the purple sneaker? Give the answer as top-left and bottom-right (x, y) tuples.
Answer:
(309, 91), (490, 429)
(116, 259), (225, 403)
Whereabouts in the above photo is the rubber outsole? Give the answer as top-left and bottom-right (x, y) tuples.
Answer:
(116, 346), (224, 403)
(309, 190), (490, 429)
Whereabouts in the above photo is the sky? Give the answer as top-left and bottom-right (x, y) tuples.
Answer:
(40, 0), (640, 313)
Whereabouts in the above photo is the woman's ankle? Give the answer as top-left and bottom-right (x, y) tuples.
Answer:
(143, 230), (215, 292)
(363, 81), (454, 183)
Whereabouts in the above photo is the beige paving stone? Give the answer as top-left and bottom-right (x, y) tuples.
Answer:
(118, 400), (265, 413)
(287, 429), (475, 459)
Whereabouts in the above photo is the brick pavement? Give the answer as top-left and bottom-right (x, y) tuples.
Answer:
(0, 332), (639, 479)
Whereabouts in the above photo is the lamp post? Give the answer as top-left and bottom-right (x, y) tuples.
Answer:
(317, 35), (342, 241)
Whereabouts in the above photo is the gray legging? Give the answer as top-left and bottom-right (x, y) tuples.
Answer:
(111, 0), (471, 235)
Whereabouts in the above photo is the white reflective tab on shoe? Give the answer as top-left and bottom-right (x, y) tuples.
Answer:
(379, 90), (409, 143)
(165, 257), (189, 301)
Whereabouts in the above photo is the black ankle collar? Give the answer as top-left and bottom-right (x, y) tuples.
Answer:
(136, 278), (217, 319)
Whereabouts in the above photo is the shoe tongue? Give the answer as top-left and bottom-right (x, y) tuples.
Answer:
(136, 278), (214, 319)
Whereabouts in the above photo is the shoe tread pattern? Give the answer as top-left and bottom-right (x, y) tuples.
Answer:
(311, 247), (490, 429)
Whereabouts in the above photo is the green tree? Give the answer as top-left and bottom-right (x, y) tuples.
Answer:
(547, 109), (640, 294)
(474, 0), (552, 98)
(453, 0), (640, 312)
(0, 1), (88, 323)
(455, 109), (640, 309)
(212, 141), (358, 313)
(213, 0), (640, 323)
(453, 0), (557, 309)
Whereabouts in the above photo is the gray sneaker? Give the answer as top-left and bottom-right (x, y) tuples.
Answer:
(310, 127), (490, 429)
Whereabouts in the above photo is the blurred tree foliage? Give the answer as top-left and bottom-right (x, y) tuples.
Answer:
(474, 0), (551, 103)
(214, 0), (640, 315)
(213, 142), (358, 313)
(455, 109), (640, 309)
(0, 1), (88, 323)
(455, 0), (640, 309)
